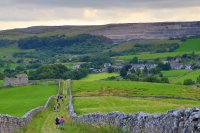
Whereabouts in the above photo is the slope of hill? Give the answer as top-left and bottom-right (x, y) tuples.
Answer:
(0, 21), (200, 41)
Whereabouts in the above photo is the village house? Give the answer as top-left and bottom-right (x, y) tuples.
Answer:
(72, 65), (80, 70)
(130, 64), (157, 71)
(169, 62), (192, 70)
(4, 74), (29, 87)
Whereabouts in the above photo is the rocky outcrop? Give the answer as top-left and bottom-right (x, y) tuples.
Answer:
(67, 79), (200, 133)
(91, 21), (200, 41)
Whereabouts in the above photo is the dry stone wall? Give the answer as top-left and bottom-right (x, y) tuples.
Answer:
(67, 79), (200, 133)
(0, 80), (60, 133)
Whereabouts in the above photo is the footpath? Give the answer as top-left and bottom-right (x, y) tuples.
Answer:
(18, 80), (117, 133)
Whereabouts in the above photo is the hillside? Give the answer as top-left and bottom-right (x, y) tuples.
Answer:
(1, 21), (200, 41)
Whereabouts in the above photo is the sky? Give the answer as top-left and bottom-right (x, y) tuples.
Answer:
(0, 0), (200, 30)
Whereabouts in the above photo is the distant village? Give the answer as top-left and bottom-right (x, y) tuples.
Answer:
(72, 60), (195, 74)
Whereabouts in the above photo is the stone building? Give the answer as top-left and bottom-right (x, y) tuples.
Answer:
(4, 74), (29, 87)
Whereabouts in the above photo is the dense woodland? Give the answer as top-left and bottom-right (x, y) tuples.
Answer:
(18, 34), (112, 54)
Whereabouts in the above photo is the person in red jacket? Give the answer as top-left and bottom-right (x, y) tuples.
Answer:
(60, 116), (65, 130)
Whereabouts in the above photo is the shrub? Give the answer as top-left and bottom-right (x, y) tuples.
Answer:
(183, 79), (194, 85)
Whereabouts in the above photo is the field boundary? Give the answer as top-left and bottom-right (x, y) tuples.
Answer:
(0, 80), (61, 133)
(73, 95), (200, 101)
(68, 79), (200, 133)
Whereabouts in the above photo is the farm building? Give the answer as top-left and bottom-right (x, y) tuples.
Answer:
(4, 74), (29, 87)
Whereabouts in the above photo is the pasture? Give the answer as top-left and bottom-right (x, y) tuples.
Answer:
(72, 81), (200, 99)
(74, 96), (200, 115)
(115, 38), (200, 60)
(0, 44), (34, 57)
(0, 80), (3, 86)
(0, 81), (57, 117)
(176, 38), (200, 52)
(80, 72), (119, 81)
(161, 70), (191, 78)
(115, 51), (198, 60)
(170, 69), (200, 84)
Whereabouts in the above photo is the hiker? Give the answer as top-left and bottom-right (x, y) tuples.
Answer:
(60, 116), (65, 130)
(60, 95), (64, 102)
(55, 116), (60, 129)
(57, 95), (60, 102)
(54, 105), (57, 112)
(57, 102), (61, 110)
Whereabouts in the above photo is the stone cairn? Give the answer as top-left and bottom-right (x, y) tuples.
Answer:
(67, 79), (200, 133)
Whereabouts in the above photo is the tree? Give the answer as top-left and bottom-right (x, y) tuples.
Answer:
(161, 77), (169, 83)
(0, 72), (5, 80)
(183, 79), (194, 85)
(135, 68), (141, 76)
(126, 74), (139, 81)
(131, 68), (135, 73)
(157, 62), (171, 70)
(130, 57), (138, 64)
(108, 67), (114, 73)
(143, 66), (148, 75)
(197, 75), (200, 84)
(120, 68), (127, 78)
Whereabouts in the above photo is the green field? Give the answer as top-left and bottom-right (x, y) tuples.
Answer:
(115, 51), (200, 60)
(72, 81), (200, 99)
(80, 72), (119, 81)
(0, 44), (34, 57)
(115, 38), (200, 60)
(161, 70), (191, 78)
(171, 69), (200, 84)
(176, 38), (200, 52)
(74, 96), (200, 115)
(0, 80), (3, 86)
(111, 40), (180, 52)
(0, 81), (57, 117)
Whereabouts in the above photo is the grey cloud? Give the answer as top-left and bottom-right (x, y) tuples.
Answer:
(1, 0), (200, 9)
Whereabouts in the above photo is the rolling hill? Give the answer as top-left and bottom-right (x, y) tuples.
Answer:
(0, 21), (200, 41)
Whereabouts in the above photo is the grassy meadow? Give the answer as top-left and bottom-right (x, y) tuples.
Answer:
(72, 81), (200, 99)
(0, 81), (57, 117)
(0, 80), (3, 86)
(0, 44), (34, 57)
(176, 38), (200, 52)
(161, 70), (191, 78)
(115, 51), (200, 60)
(74, 96), (200, 115)
(115, 38), (200, 60)
(170, 69), (200, 84)
(80, 72), (119, 81)
(111, 40), (181, 52)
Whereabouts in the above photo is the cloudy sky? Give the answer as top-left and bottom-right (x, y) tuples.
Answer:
(0, 0), (200, 30)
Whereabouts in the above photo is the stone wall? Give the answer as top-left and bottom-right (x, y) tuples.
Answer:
(4, 74), (29, 87)
(0, 80), (60, 133)
(67, 79), (200, 133)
